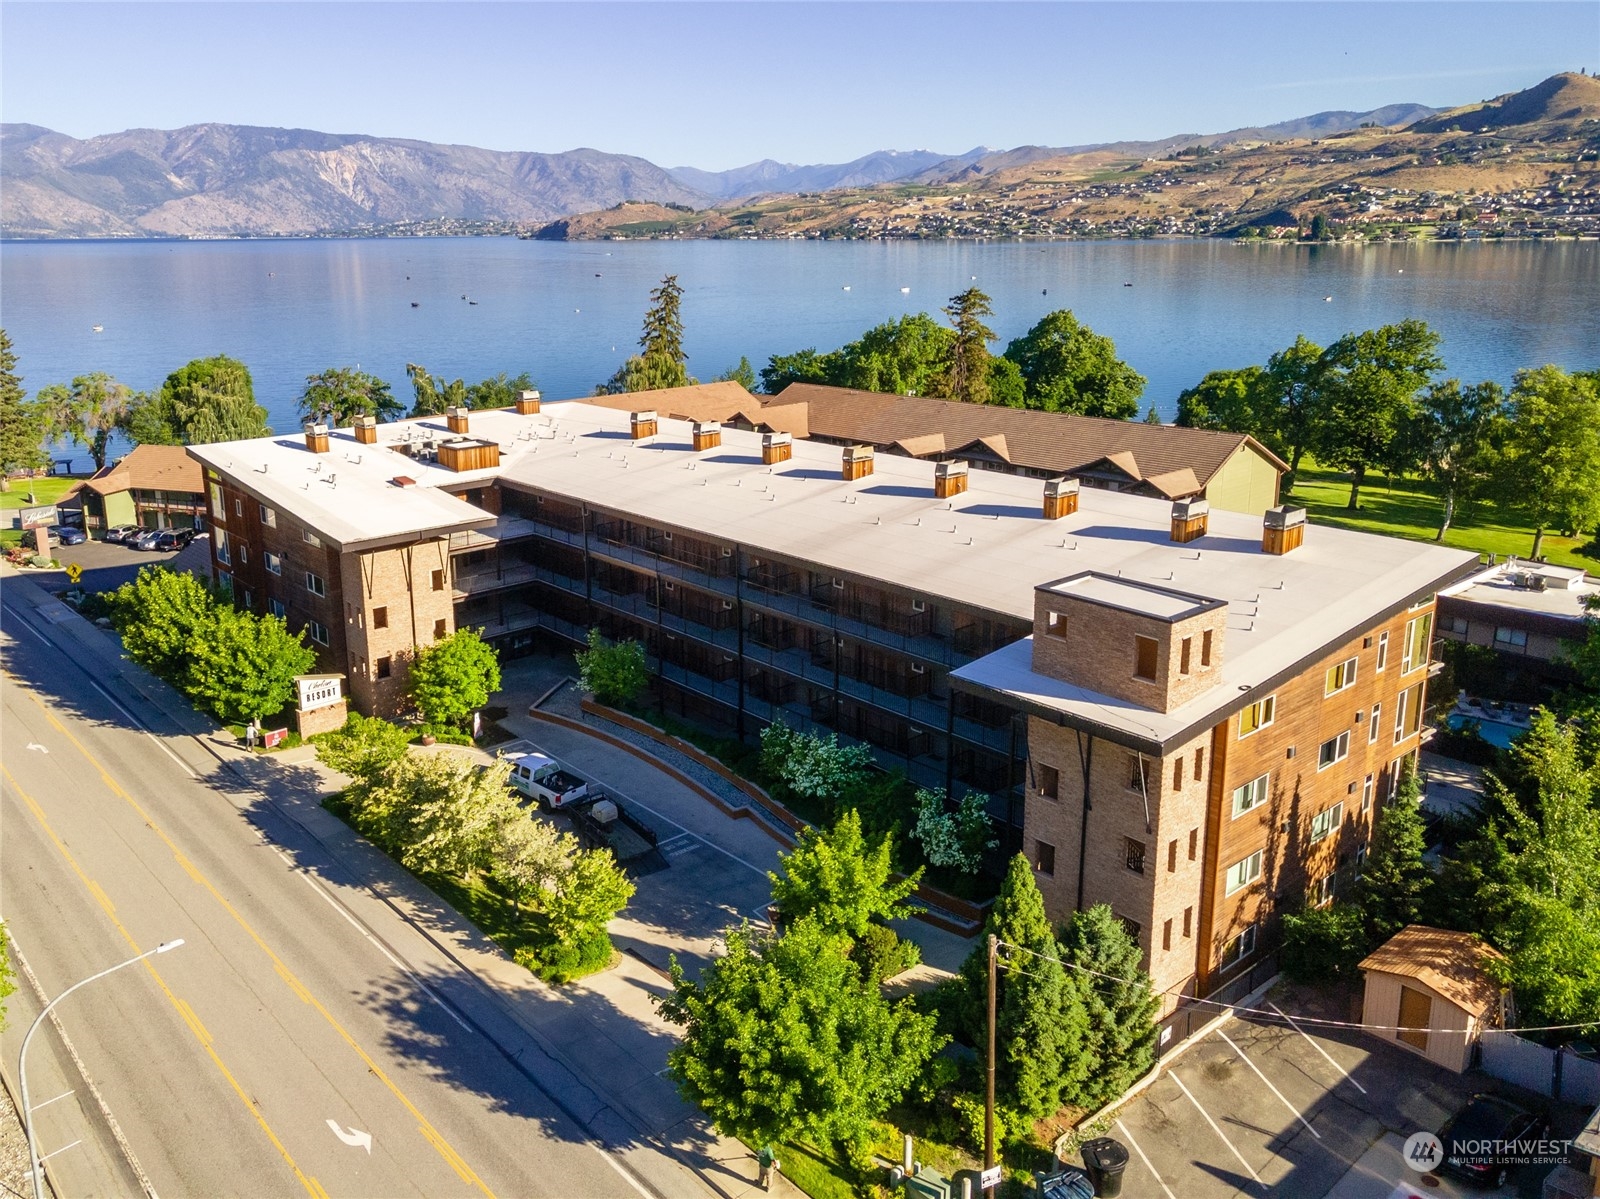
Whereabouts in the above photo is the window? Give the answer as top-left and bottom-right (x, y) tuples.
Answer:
(1188, 828), (1198, 861)
(1401, 612), (1433, 674)
(1395, 682), (1423, 743)
(268, 598), (286, 619)
(1325, 656), (1358, 696)
(1356, 845), (1368, 870)
(1310, 802), (1344, 843)
(1369, 703), (1382, 744)
(1134, 635), (1158, 681)
(1376, 630), (1390, 670)
(1318, 731), (1351, 770)
(1034, 840), (1056, 876)
(259, 504), (276, 528)
(234, 498), (243, 517)
(1223, 924), (1258, 965)
(308, 620), (329, 646)
(302, 528), (322, 548)
(1494, 626), (1528, 648)
(215, 528), (232, 566)
(243, 589), (253, 610)
(210, 482), (226, 521)
(1194, 747), (1205, 780)
(1232, 773), (1269, 818)
(1310, 875), (1336, 907)
(264, 551), (281, 576)
(1183, 906), (1193, 938)
(1046, 611), (1068, 639)
(237, 544), (247, 565)
(1168, 839), (1178, 873)
(1238, 695), (1276, 738)
(1179, 636), (1192, 676)
(376, 655), (392, 679)
(434, 618), (448, 640)
(1127, 754), (1150, 793)
(1173, 758), (1184, 789)
(1363, 773), (1375, 811)
(1125, 838), (1146, 874)
(1201, 629), (1213, 667)
(305, 571), (325, 597)
(1225, 851), (1263, 895)
(1035, 762), (1059, 800)
(1162, 919), (1173, 951)
(372, 606), (388, 630)
(431, 569), (445, 592)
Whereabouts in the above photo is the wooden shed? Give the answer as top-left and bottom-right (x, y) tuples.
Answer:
(1359, 925), (1507, 1073)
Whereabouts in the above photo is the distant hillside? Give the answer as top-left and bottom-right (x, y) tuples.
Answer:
(667, 149), (965, 200)
(0, 123), (712, 238)
(1409, 71), (1600, 134)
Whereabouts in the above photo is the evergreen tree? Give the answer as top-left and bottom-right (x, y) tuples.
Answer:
(0, 330), (46, 488)
(936, 287), (997, 405)
(599, 275), (694, 394)
(960, 855), (1089, 1120)
(1058, 904), (1160, 1108)
(1355, 763), (1431, 940)
(713, 356), (757, 391)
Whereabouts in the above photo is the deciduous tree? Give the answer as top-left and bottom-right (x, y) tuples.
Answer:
(184, 605), (317, 725)
(1493, 365), (1600, 559)
(126, 356), (270, 445)
(409, 628), (501, 729)
(404, 363), (467, 417)
(769, 809), (920, 940)
(1263, 335), (1326, 491)
(493, 818), (578, 917)
(1058, 903), (1160, 1108)
(1312, 320), (1442, 509)
(658, 917), (942, 1149)
(109, 565), (221, 681)
(759, 722), (876, 814)
(1175, 366), (1275, 445)
(574, 627), (649, 707)
(37, 372), (133, 469)
(466, 371), (538, 410)
(355, 754), (520, 878)
(298, 368), (402, 425)
(312, 712), (414, 780)
(1001, 309), (1145, 419)
(541, 845), (635, 947)
(1410, 378), (1507, 541)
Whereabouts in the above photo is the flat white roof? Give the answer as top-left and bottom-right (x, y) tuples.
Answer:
(1045, 572), (1221, 622)
(1441, 561), (1599, 621)
(193, 400), (1480, 744)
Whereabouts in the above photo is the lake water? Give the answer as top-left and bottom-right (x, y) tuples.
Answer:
(3, 237), (1596, 462)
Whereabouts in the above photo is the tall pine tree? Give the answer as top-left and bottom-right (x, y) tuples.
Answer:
(1356, 762), (1432, 940)
(960, 855), (1088, 1120)
(937, 287), (997, 405)
(599, 275), (694, 394)
(1058, 904), (1160, 1108)
(0, 329), (46, 489)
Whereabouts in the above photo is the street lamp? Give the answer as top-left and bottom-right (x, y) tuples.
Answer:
(18, 939), (185, 1199)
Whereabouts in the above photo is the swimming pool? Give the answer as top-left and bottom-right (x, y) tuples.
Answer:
(1446, 712), (1527, 750)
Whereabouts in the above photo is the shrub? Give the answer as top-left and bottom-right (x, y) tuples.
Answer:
(574, 627), (649, 707)
(911, 788), (996, 874)
(852, 922), (921, 983)
(1280, 903), (1369, 983)
(520, 928), (613, 984)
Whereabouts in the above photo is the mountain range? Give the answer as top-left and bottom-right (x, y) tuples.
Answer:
(2, 81), (1587, 240)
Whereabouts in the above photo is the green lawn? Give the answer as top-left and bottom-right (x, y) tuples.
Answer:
(1288, 462), (1596, 571)
(1, 476), (80, 510)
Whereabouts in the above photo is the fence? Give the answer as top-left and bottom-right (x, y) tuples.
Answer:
(1480, 1033), (1600, 1105)
(1155, 953), (1280, 1059)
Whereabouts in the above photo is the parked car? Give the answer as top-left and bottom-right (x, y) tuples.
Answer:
(152, 530), (188, 552)
(50, 524), (87, 545)
(104, 524), (141, 544)
(131, 528), (166, 551)
(1438, 1092), (1549, 1188)
(503, 752), (590, 809)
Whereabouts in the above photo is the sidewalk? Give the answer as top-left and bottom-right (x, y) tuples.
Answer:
(0, 569), (793, 1199)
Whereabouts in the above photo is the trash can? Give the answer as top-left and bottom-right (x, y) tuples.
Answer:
(1079, 1138), (1128, 1198)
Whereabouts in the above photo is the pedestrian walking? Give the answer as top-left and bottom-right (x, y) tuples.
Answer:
(757, 1146), (780, 1191)
(245, 723), (258, 751)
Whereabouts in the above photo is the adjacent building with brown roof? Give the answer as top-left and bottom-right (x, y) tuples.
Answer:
(68, 444), (206, 534)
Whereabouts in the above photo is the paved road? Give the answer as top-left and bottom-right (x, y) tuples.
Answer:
(0, 587), (712, 1198)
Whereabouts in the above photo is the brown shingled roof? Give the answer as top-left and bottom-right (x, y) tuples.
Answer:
(582, 382), (810, 437)
(83, 444), (203, 496)
(1359, 925), (1507, 1016)
(774, 384), (1285, 491)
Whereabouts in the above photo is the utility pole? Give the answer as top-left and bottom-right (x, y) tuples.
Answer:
(985, 933), (997, 1195)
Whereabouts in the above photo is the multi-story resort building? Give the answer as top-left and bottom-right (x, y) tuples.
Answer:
(188, 392), (1478, 1012)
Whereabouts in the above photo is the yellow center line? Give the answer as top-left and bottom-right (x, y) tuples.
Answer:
(2, 764), (322, 1199)
(6, 676), (498, 1199)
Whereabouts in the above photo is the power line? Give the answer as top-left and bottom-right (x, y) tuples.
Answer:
(996, 938), (1599, 1037)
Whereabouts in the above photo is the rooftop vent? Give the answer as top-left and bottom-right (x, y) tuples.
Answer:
(1043, 476), (1080, 521)
(446, 406), (471, 435)
(1171, 498), (1209, 544)
(934, 460), (969, 500)
(762, 431), (793, 465)
(842, 444), (875, 482)
(1262, 505), (1306, 555)
(692, 421), (722, 452)
(392, 475), (417, 488)
(514, 389), (542, 415)
(353, 415), (378, 445)
(304, 422), (330, 454)
(631, 410), (658, 440)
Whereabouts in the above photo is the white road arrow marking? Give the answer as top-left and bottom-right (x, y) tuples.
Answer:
(26, 742), (49, 753)
(326, 1120), (373, 1153)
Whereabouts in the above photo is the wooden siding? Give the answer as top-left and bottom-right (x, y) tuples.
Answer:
(1362, 969), (1478, 1073)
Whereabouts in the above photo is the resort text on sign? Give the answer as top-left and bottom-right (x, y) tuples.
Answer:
(297, 676), (342, 712)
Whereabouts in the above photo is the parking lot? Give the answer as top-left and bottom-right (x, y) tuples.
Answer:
(1109, 993), (1570, 1199)
(24, 529), (202, 594)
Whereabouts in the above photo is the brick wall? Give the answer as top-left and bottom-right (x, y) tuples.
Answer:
(340, 539), (455, 717)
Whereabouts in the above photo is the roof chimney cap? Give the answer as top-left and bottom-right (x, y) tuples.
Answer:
(353, 414), (376, 428)
(1173, 498), (1210, 520)
(935, 460), (969, 479)
(446, 405), (470, 420)
(304, 421), (329, 436)
(516, 388), (541, 402)
(693, 420), (722, 435)
(1044, 477), (1080, 499)
(631, 410), (658, 423)
(762, 431), (792, 447)
(1264, 504), (1307, 530)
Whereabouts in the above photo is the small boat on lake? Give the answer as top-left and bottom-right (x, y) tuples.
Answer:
(91, 324), (104, 332)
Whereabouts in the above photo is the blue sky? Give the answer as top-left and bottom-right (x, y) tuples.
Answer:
(3, 2), (1594, 169)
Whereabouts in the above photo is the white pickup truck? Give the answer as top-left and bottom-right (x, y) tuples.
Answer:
(504, 752), (591, 809)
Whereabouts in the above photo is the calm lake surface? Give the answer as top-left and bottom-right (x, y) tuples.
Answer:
(3, 237), (1596, 457)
